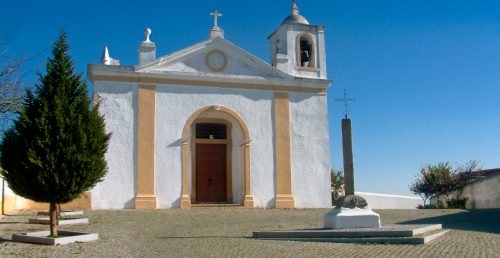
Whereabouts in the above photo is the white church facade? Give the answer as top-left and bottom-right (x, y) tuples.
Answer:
(0, 1), (333, 211)
(87, 1), (332, 209)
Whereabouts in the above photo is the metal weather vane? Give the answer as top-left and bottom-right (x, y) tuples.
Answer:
(334, 89), (356, 118)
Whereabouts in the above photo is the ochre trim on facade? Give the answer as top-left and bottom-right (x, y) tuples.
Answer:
(135, 84), (158, 209)
(181, 105), (254, 208)
(2, 195), (16, 214)
(90, 74), (326, 94)
(182, 106), (250, 140)
(274, 92), (295, 208)
(180, 141), (191, 208)
(2, 192), (91, 213)
(243, 143), (254, 207)
(205, 50), (228, 73)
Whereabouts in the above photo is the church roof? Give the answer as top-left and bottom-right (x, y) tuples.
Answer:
(88, 36), (331, 93)
(281, 14), (309, 25)
(88, 1), (331, 93)
(281, 0), (309, 25)
(134, 37), (288, 78)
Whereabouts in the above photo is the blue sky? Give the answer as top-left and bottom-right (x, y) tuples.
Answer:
(1, 1), (499, 195)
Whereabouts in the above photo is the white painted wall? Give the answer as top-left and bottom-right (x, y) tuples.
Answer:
(91, 82), (137, 209)
(432, 173), (500, 209)
(92, 81), (332, 209)
(356, 192), (423, 209)
(463, 173), (500, 209)
(155, 84), (275, 208)
(290, 93), (331, 208)
(157, 45), (279, 79)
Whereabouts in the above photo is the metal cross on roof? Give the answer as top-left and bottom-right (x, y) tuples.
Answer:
(334, 89), (356, 118)
(210, 10), (222, 29)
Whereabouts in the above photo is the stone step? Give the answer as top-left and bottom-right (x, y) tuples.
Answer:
(191, 203), (242, 208)
(253, 224), (448, 245)
(257, 230), (449, 245)
(254, 224), (441, 238)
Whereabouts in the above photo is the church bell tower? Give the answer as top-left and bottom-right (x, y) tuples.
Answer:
(268, 0), (327, 79)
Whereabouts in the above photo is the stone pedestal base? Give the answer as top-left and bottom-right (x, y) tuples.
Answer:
(180, 195), (191, 209)
(275, 194), (295, 209)
(324, 206), (381, 229)
(243, 195), (254, 208)
(134, 195), (157, 209)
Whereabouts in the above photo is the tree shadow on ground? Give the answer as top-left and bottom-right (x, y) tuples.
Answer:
(398, 209), (500, 234)
(0, 237), (12, 243)
(0, 222), (21, 224)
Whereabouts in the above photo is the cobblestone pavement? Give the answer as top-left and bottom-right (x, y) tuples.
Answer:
(1, 208), (499, 257)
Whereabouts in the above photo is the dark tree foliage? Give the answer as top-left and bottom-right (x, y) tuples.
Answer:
(0, 31), (110, 236)
(331, 168), (344, 206)
(410, 161), (480, 208)
(446, 160), (480, 208)
(409, 162), (453, 206)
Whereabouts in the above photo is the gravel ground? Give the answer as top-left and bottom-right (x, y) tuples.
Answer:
(1, 208), (499, 257)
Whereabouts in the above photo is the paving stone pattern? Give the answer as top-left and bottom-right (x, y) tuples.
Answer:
(0, 208), (499, 257)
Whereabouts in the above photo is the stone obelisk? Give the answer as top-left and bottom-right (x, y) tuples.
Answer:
(342, 117), (354, 196)
(324, 90), (381, 229)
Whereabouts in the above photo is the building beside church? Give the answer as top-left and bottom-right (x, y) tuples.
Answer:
(1, 1), (333, 211)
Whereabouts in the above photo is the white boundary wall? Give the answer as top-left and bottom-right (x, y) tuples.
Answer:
(462, 173), (500, 209)
(432, 173), (500, 209)
(356, 192), (423, 209)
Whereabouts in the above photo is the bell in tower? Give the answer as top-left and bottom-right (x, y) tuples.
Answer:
(268, 0), (327, 79)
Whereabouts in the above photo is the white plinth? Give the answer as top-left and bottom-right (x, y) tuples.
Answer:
(37, 210), (84, 216)
(12, 230), (98, 245)
(324, 206), (381, 229)
(29, 217), (89, 225)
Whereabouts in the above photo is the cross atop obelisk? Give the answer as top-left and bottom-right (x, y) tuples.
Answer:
(210, 10), (222, 29)
(334, 89), (356, 118)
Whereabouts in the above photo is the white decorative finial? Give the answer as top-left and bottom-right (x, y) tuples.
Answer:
(144, 28), (152, 43)
(139, 27), (156, 64)
(291, 0), (299, 15)
(102, 45), (110, 63)
(101, 45), (120, 65)
(210, 10), (222, 29)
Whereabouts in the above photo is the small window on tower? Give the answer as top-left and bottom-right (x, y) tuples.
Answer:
(195, 123), (227, 139)
(298, 34), (315, 68)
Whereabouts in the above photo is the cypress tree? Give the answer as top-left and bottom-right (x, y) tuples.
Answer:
(0, 31), (110, 237)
